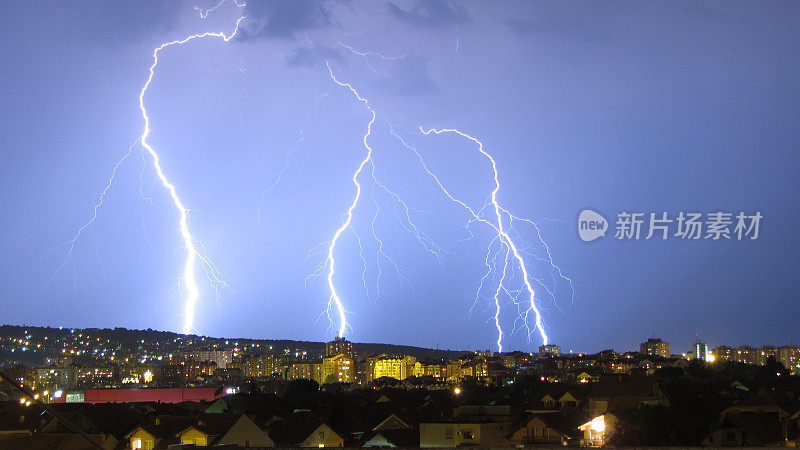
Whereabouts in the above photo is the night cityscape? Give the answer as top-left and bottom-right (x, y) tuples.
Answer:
(1, 325), (800, 448)
(1, 0), (799, 448)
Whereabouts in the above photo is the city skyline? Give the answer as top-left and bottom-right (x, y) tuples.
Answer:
(1, 1), (798, 353)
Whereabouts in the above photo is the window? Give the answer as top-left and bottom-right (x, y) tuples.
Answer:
(460, 429), (474, 439)
(132, 439), (142, 449)
(445, 428), (453, 439)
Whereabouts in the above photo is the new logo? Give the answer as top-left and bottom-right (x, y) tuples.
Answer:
(578, 209), (608, 242)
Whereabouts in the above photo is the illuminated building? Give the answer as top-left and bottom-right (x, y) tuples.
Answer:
(640, 338), (670, 358)
(161, 364), (185, 386)
(579, 415), (609, 447)
(539, 345), (561, 357)
(367, 354), (416, 381)
(183, 360), (217, 382)
(692, 342), (709, 361)
(120, 366), (159, 385)
(187, 349), (234, 369)
(414, 361), (446, 378)
(35, 366), (76, 390)
(326, 337), (354, 359)
(502, 351), (532, 368)
(235, 352), (281, 378)
(74, 366), (117, 387)
(322, 354), (354, 383)
(286, 361), (323, 385)
(713, 344), (799, 370)
(460, 358), (490, 379)
(778, 345), (800, 371)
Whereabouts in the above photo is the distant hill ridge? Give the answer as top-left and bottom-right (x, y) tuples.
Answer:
(0, 324), (469, 361)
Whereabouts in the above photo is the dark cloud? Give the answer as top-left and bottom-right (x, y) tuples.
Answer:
(288, 44), (344, 68)
(238, 1), (332, 41)
(375, 53), (438, 96)
(387, 0), (470, 28)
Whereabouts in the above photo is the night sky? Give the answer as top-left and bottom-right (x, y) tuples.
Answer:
(1, 1), (798, 354)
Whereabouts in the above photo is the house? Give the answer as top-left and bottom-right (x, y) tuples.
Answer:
(270, 412), (347, 449)
(124, 415), (196, 450)
(419, 422), (510, 447)
(703, 391), (800, 447)
(536, 385), (589, 411)
(174, 414), (273, 447)
(507, 413), (583, 446)
(372, 413), (411, 431)
(363, 413), (419, 447)
(703, 412), (789, 447)
(124, 413), (272, 449)
(300, 423), (345, 447)
(363, 429), (420, 447)
(587, 376), (669, 415)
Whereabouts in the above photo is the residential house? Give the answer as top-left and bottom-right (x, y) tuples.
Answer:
(587, 376), (670, 416)
(363, 413), (418, 447)
(507, 413), (583, 446)
(300, 423), (345, 447)
(704, 391), (800, 447)
(174, 414), (273, 447)
(419, 422), (510, 447)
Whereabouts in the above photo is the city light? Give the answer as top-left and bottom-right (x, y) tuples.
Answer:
(588, 415), (605, 433)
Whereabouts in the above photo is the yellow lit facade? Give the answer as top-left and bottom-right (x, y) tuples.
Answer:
(322, 354), (354, 383)
(368, 355), (416, 381)
(413, 361), (446, 378)
(287, 362), (323, 385)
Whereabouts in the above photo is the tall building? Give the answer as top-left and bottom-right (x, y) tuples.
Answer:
(326, 337), (354, 359)
(187, 349), (234, 369)
(778, 345), (800, 371)
(640, 338), (670, 358)
(692, 342), (709, 361)
(237, 352), (281, 378)
(322, 354), (354, 383)
(539, 345), (561, 357)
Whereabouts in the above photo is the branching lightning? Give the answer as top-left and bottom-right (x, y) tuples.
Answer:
(41, 141), (139, 293)
(322, 62), (376, 338)
(46, 3), (573, 350)
(139, 18), (244, 334)
(47, 13), (245, 335)
(316, 53), (573, 350)
(384, 125), (575, 351)
(417, 127), (549, 348)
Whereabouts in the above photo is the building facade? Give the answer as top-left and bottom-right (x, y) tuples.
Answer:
(326, 337), (354, 360)
(640, 338), (670, 358)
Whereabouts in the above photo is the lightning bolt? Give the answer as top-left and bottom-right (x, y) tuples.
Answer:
(194, 0), (245, 19)
(318, 56), (572, 349)
(139, 18), (244, 334)
(385, 126), (573, 351)
(415, 127), (548, 348)
(40, 141), (139, 293)
(322, 62), (376, 338)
